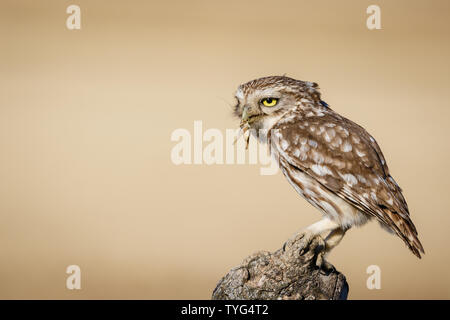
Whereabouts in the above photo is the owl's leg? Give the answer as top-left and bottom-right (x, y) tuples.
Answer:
(306, 218), (341, 236)
(283, 218), (341, 254)
(324, 228), (346, 252)
(316, 228), (347, 273)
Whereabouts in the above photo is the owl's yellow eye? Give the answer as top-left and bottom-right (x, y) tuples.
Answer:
(261, 98), (278, 107)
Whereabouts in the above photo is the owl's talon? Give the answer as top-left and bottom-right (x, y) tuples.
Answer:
(298, 233), (315, 255)
(282, 231), (314, 254)
(315, 249), (336, 274)
(317, 258), (336, 275)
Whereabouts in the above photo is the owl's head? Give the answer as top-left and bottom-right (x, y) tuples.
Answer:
(234, 76), (324, 130)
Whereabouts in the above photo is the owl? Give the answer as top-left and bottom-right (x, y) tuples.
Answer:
(234, 76), (424, 269)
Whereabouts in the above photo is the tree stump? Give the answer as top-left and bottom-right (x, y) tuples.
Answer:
(212, 235), (348, 300)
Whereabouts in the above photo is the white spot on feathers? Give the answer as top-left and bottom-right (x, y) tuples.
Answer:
(311, 164), (332, 176)
(340, 173), (358, 186)
(300, 144), (310, 153)
(281, 140), (289, 151)
(357, 175), (368, 184)
(356, 149), (366, 157)
(371, 192), (378, 201)
(342, 141), (352, 152)
(324, 128), (336, 142)
(311, 150), (324, 164)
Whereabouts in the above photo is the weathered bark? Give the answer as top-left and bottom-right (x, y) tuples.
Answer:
(212, 235), (348, 300)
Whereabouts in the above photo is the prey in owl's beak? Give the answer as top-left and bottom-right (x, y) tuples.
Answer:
(234, 106), (251, 149)
(240, 106), (249, 125)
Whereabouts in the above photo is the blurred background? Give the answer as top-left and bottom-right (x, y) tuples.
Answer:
(0, 0), (449, 299)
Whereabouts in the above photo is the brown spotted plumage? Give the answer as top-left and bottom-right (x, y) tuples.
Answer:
(234, 76), (424, 260)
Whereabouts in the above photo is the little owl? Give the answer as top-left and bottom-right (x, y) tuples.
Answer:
(234, 76), (424, 269)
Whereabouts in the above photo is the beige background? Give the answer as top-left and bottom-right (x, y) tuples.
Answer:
(0, 0), (449, 299)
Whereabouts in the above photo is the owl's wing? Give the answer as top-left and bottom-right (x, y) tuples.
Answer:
(270, 109), (424, 257)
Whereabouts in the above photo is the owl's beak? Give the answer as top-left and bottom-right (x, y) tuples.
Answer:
(240, 105), (262, 127)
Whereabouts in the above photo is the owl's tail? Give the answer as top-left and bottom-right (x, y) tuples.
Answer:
(382, 208), (425, 259)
